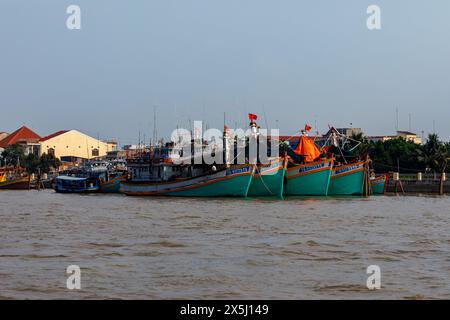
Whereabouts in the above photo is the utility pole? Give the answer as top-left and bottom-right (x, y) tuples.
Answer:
(396, 107), (399, 132)
(408, 113), (412, 132)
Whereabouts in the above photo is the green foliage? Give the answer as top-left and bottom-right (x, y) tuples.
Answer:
(1, 144), (25, 167)
(349, 133), (449, 173)
(1, 144), (61, 174)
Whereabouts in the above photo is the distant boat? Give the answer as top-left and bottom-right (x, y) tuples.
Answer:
(99, 171), (127, 193)
(328, 160), (367, 195)
(0, 168), (31, 190)
(54, 175), (100, 193)
(121, 163), (254, 197)
(248, 157), (287, 198)
(54, 160), (127, 193)
(370, 174), (387, 195)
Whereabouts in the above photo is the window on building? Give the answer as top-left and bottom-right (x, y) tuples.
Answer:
(92, 148), (99, 157)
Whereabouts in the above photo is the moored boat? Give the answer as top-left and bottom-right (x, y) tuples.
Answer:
(282, 131), (333, 196)
(285, 158), (333, 196)
(328, 160), (366, 195)
(54, 175), (100, 193)
(370, 174), (387, 194)
(121, 163), (254, 197)
(0, 168), (31, 190)
(248, 157), (286, 198)
(100, 172), (127, 193)
(54, 160), (127, 193)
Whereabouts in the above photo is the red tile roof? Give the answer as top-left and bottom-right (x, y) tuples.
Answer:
(0, 126), (41, 148)
(39, 130), (69, 142)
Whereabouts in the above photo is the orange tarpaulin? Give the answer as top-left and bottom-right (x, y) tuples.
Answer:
(293, 136), (321, 162)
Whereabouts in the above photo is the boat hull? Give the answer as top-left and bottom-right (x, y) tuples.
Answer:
(54, 176), (100, 193)
(54, 186), (100, 193)
(371, 175), (387, 194)
(248, 158), (286, 198)
(328, 161), (366, 195)
(121, 164), (254, 197)
(100, 174), (127, 193)
(0, 176), (30, 190)
(285, 159), (333, 196)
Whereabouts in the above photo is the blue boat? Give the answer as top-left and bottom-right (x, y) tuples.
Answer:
(54, 160), (127, 193)
(54, 175), (100, 193)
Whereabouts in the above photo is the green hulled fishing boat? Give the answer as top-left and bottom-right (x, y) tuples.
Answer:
(328, 160), (366, 195)
(370, 174), (387, 195)
(285, 158), (333, 196)
(248, 157), (286, 198)
(121, 163), (255, 197)
(282, 132), (333, 196)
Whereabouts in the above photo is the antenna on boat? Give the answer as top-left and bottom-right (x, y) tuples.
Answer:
(152, 106), (157, 147)
(138, 130), (141, 155)
(262, 105), (269, 130)
(223, 112), (226, 129)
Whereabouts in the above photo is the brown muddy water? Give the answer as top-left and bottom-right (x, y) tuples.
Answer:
(0, 190), (449, 300)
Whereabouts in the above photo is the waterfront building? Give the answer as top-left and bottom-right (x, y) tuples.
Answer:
(367, 131), (422, 144)
(336, 128), (363, 137)
(0, 126), (41, 156)
(39, 130), (117, 161)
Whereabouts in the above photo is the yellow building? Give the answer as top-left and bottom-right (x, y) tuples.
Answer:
(39, 130), (117, 160)
(368, 131), (422, 145)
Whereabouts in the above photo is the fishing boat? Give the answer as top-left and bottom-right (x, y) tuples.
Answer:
(328, 160), (367, 195)
(121, 162), (254, 197)
(283, 128), (333, 196)
(54, 160), (127, 193)
(85, 160), (127, 193)
(313, 127), (371, 196)
(54, 175), (100, 193)
(0, 168), (31, 190)
(285, 158), (333, 196)
(370, 174), (387, 194)
(99, 171), (128, 193)
(248, 156), (287, 198)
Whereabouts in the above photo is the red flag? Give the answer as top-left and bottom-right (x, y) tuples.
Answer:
(248, 113), (258, 121)
(304, 124), (312, 132)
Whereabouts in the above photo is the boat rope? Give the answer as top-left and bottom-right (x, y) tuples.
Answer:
(258, 169), (275, 195)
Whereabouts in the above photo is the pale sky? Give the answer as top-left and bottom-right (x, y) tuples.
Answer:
(1, 0), (449, 145)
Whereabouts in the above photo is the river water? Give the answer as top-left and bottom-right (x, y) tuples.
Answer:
(0, 190), (449, 300)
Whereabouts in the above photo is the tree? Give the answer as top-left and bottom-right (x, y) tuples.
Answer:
(417, 134), (449, 195)
(1, 144), (25, 167)
(23, 153), (61, 175)
(418, 134), (449, 173)
(1, 144), (61, 174)
(351, 132), (370, 156)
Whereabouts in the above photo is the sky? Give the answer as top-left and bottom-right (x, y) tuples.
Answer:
(1, 0), (449, 145)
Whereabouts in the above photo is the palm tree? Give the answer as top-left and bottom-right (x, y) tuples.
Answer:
(350, 132), (370, 156)
(418, 134), (449, 194)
